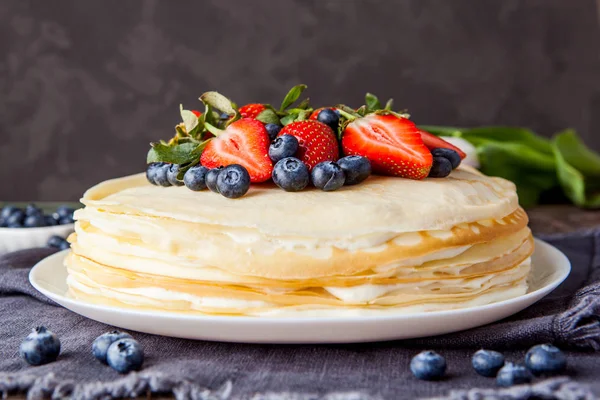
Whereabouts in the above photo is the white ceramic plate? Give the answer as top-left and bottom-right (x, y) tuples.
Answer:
(30, 238), (570, 344)
(0, 224), (74, 255)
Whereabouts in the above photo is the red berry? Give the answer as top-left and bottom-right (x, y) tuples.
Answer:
(239, 104), (267, 119)
(191, 110), (202, 118)
(200, 118), (273, 183)
(278, 120), (339, 170)
(418, 130), (467, 159)
(341, 114), (432, 180)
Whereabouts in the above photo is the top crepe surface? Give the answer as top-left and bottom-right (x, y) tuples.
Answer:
(81, 165), (519, 238)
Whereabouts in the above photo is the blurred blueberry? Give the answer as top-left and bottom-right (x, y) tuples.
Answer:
(58, 241), (70, 250)
(410, 351), (446, 381)
(56, 205), (75, 219)
(19, 326), (61, 366)
(525, 344), (567, 376)
(265, 123), (282, 141)
(47, 235), (65, 248)
(472, 349), (505, 377)
(25, 204), (43, 217)
(6, 210), (25, 226)
(92, 331), (133, 364)
(24, 214), (45, 228)
(1, 205), (20, 220)
(107, 338), (144, 373)
(496, 363), (532, 387)
(167, 164), (184, 186)
(44, 215), (58, 226)
(59, 215), (74, 225)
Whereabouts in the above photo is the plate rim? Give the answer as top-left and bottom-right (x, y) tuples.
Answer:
(29, 238), (570, 324)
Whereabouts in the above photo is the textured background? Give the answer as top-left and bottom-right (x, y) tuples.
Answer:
(1, 0), (599, 201)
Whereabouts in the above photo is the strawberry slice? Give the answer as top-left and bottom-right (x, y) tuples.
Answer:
(278, 120), (339, 170)
(239, 103), (267, 119)
(200, 118), (273, 183)
(341, 114), (433, 179)
(309, 107), (337, 120)
(418, 130), (466, 159)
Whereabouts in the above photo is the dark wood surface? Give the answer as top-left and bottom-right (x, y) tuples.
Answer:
(528, 205), (600, 234)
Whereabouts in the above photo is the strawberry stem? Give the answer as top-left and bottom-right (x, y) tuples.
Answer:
(204, 122), (224, 137)
(336, 108), (358, 121)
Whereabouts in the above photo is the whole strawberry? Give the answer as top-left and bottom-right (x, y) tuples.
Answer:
(201, 118), (273, 183)
(341, 113), (432, 179)
(239, 104), (267, 119)
(278, 120), (339, 170)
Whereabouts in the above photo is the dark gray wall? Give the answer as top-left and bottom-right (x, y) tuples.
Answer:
(1, 0), (599, 201)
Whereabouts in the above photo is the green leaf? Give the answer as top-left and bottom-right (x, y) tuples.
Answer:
(255, 109), (281, 125)
(461, 127), (553, 155)
(365, 93), (382, 112)
(146, 141), (206, 164)
(280, 113), (298, 126)
(199, 91), (237, 116)
(553, 130), (600, 208)
(180, 104), (198, 133)
(384, 98), (394, 111)
(554, 129), (600, 176)
(356, 105), (367, 117)
(418, 125), (465, 137)
(295, 98), (311, 110)
(279, 84), (307, 112)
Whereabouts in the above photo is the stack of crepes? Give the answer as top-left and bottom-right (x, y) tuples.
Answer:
(66, 166), (533, 317)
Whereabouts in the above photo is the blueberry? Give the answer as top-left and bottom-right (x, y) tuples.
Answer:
(472, 349), (505, 377)
(24, 214), (45, 228)
(59, 215), (74, 225)
(410, 351), (446, 381)
(47, 235), (65, 248)
(317, 108), (340, 131)
(58, 240), (70, 250)
(106, 338), (144, 373)
(1, 205), (20, 220)
(56, 205), (75, 219)
(216, 164), (251, 199)
(272, 157), (310, 192)
(265, 123), (282, 141)
(496, 363), (532, 387)
(153, 163), (171, 187)
(7, 223), (22, 228)
(183, 165), (210, 191)
(92, 330), (133, 364)
(6, 210), (25, 226)
(19, 326), (61, 366)
(337, 156), (371, 185)
(428, 156), (452, 178)
(0, 218), (6, 228)
(167, 164), (184, 186)
(25, 204), (43, 217)
(311, 161), (345, 191)
(205, 167), (223, 193)
(431, 148), (461, 169)
(220, 112), (230, 120)
(525, 344), (566, 376)
(146, 162), (161, 185)
(44, 215), (58, 226)
(269, 135), (299, 163)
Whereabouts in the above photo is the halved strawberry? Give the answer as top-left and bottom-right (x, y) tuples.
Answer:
(341, 114), (432, 179)
(239, 103), (267, 119)
(309, 107), (337, 120)
(200, 118), (273, 182)
(278, 120), (339, 170)
(418, 130), (466, 159)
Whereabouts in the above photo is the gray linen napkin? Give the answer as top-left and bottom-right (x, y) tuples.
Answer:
(0, 230), (598, 400)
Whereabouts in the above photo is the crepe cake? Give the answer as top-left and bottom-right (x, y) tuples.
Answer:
(65, 165), (533, 316)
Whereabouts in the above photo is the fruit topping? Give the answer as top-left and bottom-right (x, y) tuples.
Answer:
(205, 167), (224, 193)
(337, 155), (371, 185)
(428, 157), (453, 178)
(279, 120), (339, 171)
(311, 161), (345, 191)
(431, 148), (462, 169)
(183, 165), (210, 191)
(419, 130), (467, 159)
(239, 103), (267, 119)
(269, 135), (299, 163)
(272, 157), (310, 192)
(216, 164), (251, 199)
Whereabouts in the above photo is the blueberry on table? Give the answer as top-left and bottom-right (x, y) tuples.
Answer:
(428, 156), (452, 178)
(146, 162), (162, 185)
(265, 123), (282, 142)
(311, 161), (345, 191)
(19, 326), (61, 366)
(337, 155), (371, 185)
(410, 351), (446, 381)
(92, 330), (133, 364)
(1, 205), (20, 220)
(472, 349), (505, 377)
(44, 215), (58, 226)
(272, 157), (309, 192)
(205, 167), (224, 193)
(6, 210), (25, 227)
(106, 338), (144, 373)
(24, 214), (45, 228)
(317, 108), (340, 131)
(525, 344), (566, 376)
(216, 164), (251, 199)
(496, 363), (532, 387)
(183, 165), (210, 191)
(431, 148), (461, 169)
(269, 135), (299, 163)
(167, 164), (184, 186)
(153, 163), (172, 187)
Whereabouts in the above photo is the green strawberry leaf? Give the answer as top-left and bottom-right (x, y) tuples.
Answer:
(279, 84), (307, 112)
(146, 141), (207, 164)
(384, 98), (394, 111)
(200, 91), (237, 116)
(295, 98), (311, 110)
(280, 113), (299, 126)
(256, 108), (281, 125)
(365, 93), (382, 112)
(356, 105), (367, 116)
(180, 104), (198, 133)
(296, 110), (310, 121)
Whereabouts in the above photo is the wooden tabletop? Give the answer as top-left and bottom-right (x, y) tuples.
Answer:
(527, 205), (600, 235)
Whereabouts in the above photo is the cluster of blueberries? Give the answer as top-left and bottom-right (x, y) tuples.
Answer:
(428, 148), (462, 178)
(20, 327), (143, 374)
(411, 344), (567, 387)
(0, 204), (75, 228)
(46, 235), (70, 250)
